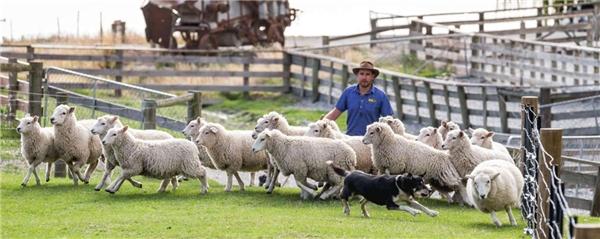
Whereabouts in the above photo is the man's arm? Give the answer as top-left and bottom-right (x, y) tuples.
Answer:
(324, 108), (342, 121)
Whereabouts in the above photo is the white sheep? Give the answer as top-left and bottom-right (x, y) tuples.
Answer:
(441, 130), (514, 179)
(50, 105), (103, 185)
(17, 114), (60, 186)
(468, 128), (511, 159)
(102, 126), (208, 194)
(90, 115), (175, 191)
(466, 159), (524, 227)
(438, 120), (460, 140)
(251, 111), (307, 139)
(305, 119), (375, 174)
(378, 116), (417, 140)
(252, 129), (356, 200)
(417, 126), (444, 150)
(362, 122), (470, 204)
(196, 123), (269, 192)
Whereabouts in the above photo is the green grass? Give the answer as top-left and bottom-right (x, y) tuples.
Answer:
(1, 171), (528, 239)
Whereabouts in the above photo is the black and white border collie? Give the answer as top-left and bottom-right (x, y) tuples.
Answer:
(328, 161), (439, 218)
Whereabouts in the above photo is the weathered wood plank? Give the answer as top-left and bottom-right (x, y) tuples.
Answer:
(67, 69), (283, 78)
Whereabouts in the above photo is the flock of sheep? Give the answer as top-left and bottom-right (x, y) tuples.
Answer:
(16, 104), (525, 227)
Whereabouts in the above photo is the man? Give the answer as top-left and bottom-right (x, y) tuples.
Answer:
(324, 60), (393, 136)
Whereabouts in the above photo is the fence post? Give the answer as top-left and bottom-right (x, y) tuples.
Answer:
(341, 64), (349, 89)
(321, 36), (330, 53)
(591, 167), (600, 216)
(456, 85), (470, 129)
(369, 18), (377, 48)
(243, 63), (250, 99)
(478, 12), (485, 32)
(28, 61), (43, 118)
(539, 128), (564, 239)
(26, 45), (35, 61)
(114, 49), (123, 97)
(282, 52), (291, 93)
(54, 92), (69, 178)
(575, 224), (600, 239)
(141, 99), (157, 130)
(471, 36), (480, 74)
(539, 88), (552, 128)
(423, 81), (437, 126)
(536, 8), (543, 39)
(7, 59), (18, 124)
(311, 58), (320, 102)
(409, 18), (423, 56)
(187, 91), (202, 123)
(391, 76), (403, 120)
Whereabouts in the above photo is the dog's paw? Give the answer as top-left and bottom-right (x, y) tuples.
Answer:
(428, 210), (439, 217)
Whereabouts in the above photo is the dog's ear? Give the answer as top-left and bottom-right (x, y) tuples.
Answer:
(406, 172), (412, 177)
(419, 173), (426, 178)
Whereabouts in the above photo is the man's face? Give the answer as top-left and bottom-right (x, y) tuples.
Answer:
(357, 70), (374, 89)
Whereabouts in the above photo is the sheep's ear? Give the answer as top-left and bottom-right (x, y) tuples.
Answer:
(458, 131), (464, 138)
(68, 107), (76, 113)
(432, 128), (437, 133)
(25, 113), (31, 117)
(209, 126), (218, 133)
(196, 117), (202, 123)
(375, 126), (382, 132)
(490, 172), (501, 181)
(110, 116), (119, 123)
(32, 116), (39, 122)
(485, 131), (495, 138)
(273, 117), (279, 122)
(441, 120), (447, 128)
(465, 174), (475, 179)
(320, 122), (328, 129)
(468, 128), (474, 134)
(264, 131), (272, 138)
(121, 125), (129, 133)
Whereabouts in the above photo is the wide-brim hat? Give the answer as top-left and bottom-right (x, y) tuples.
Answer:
(352, 61), (379, 77)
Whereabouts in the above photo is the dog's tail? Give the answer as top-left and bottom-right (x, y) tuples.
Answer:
(327, 160), (349, 177)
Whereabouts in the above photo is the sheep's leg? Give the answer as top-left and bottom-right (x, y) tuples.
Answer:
(407, 198), (439, 217)
(225, 172), (233, 192)
(170, 177), (178, 191)
(232, 171), (245, 191)
(266, 168), (279, 194)
(45, 162), (52, 182)
(360, 198), (370, 218)
(70, 160), (88, 184)
(198, 175), (208, 194)
(21, 162), (37, 187)
(249, 172), (255, 187)
(313, 183), (331, 200)
(105, 171), (135, 194)
(95, 160), (116, 191)
(66, 162), (79, 186)
(280, 176), (290, 187)
(127, 178), (143, 188)
(506, 206), (517, 226)
(490, 211), (502, 227)
(457, 185), (471, 206)
(342, 199), (351, 216)
(319, 184), (342, 200)
(32, 165), (41, 186)
(296, 181), (318, 199)
(157, 179), (170, 193)
(82, 159), (99, 183)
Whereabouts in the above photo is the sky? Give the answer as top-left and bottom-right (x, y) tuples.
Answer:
(0, 0), (542, 41)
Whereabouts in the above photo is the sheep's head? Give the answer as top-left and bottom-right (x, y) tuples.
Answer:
(438, 120), (460, 138)
(305, 120), (330, 137)
(17, 114), (40, 134)
(363, 122), (391, 145)
(91, 115), (119, 135)
(418, 126), (443, 148)
(441, 129), (468, 150)
(50, 104), (75, 126)
(469, 128), (494, 148)
(182, 117), (206, 139)
(252, 115), (271, 139)
(196, 123), (220, 148)
(102, 125), (128, 146)
(466, 171), (500, 200)
(252, 130), (272, 153)
(379, 116), (405, 134)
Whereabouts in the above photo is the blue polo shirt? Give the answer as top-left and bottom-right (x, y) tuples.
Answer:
(335, 84), (393, 136)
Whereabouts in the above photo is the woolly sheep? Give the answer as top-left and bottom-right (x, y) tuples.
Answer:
(90, 115), (175, 191)
(50, 105), (103, 185)
(468, 128), (511, 159)
(441, 130), (514, 179)
(466, 159), (524, 227)
(251, 111), (307, 139)
(17, 114), (60, 186)
(438, 120), (460, 140)
(102, 126), (208, 194)
(362, 122), (470, 204)
(305, 119), (375, 174)
(378, 116), (417, 140)
(417, 126), (444, 150)
(196, 123), (269, 192)
(252, 129), (356, 200)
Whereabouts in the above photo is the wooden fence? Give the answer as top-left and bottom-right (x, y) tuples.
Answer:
(284, 50), (600, 135)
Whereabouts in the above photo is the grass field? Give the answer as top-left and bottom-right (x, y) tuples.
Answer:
(1, 171), (530, 239)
